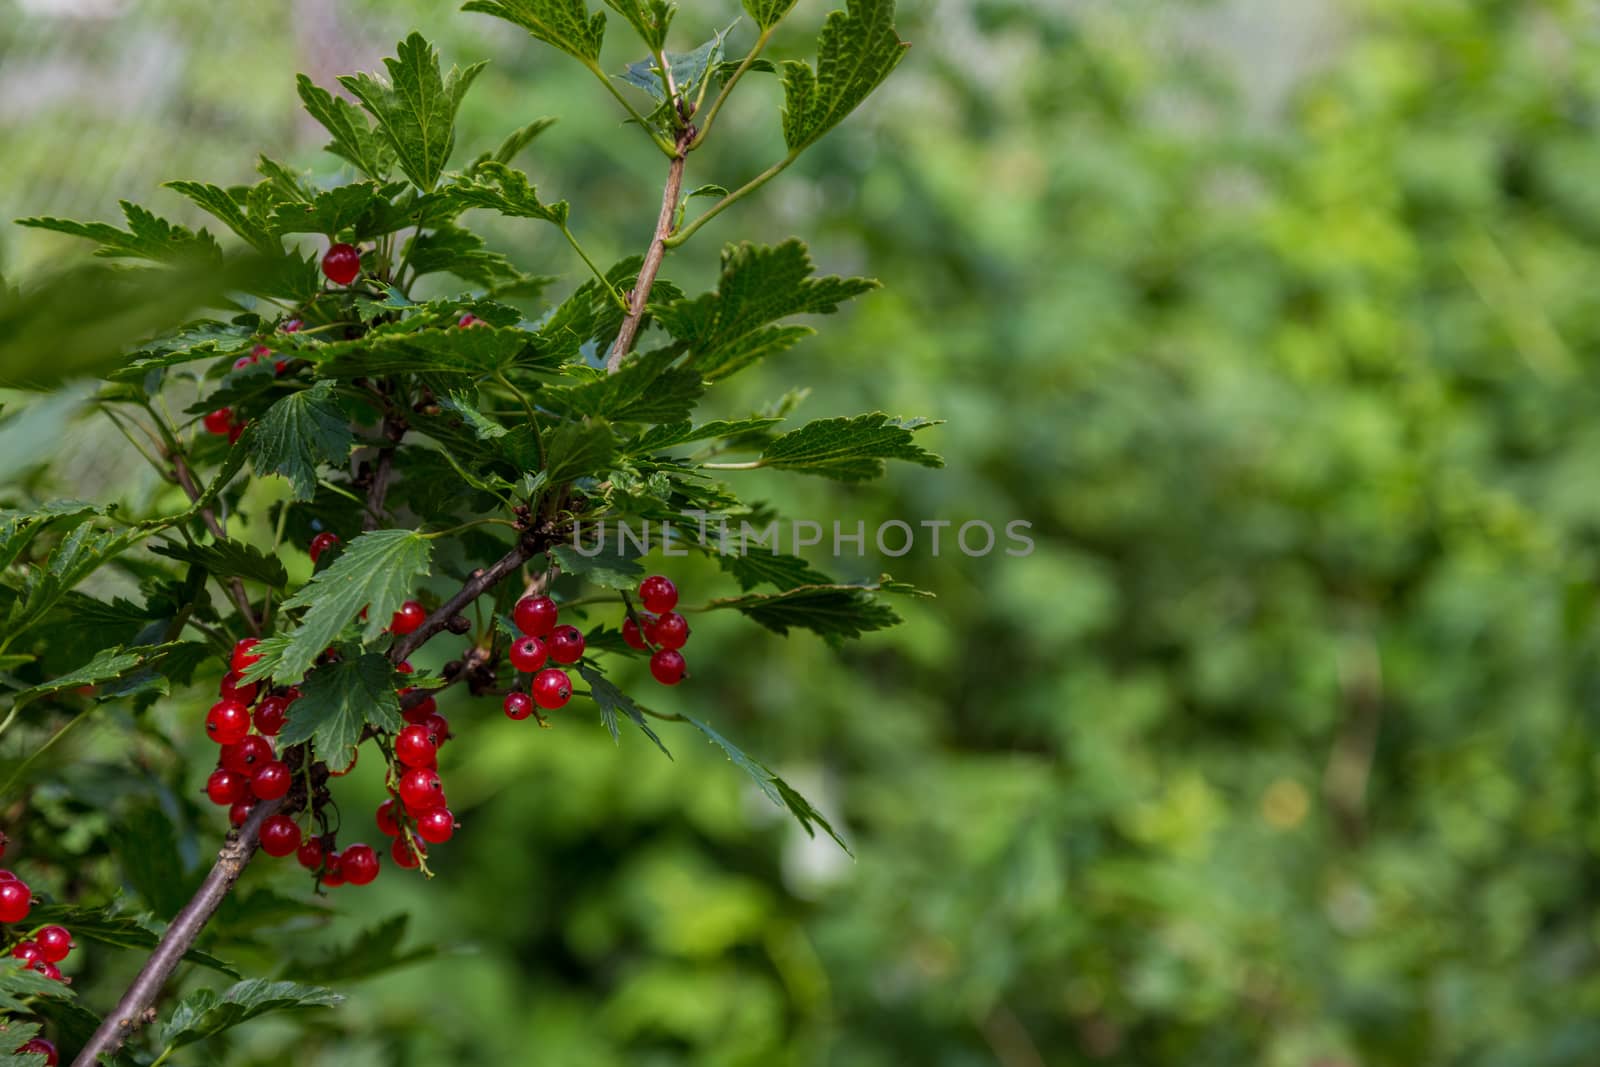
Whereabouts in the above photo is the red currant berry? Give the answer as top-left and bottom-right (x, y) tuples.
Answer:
(0, 869), (17, 881)
(18, 1038), (57, 1065)
(259, 814), (302, 857)
(639, 575), (678, 614)
(0, 879), (29, 923)
(509, 636), (548, 673)
(395, 723), (438, 768)
(398, 767), (445, 813)
(218, 672), (258, 705)
(503, 691), (533, 721)
(220, 734), (273, 775)
(416, 807), (455, 844)
(253, 695), (289, 736)
(649, 649), (687, 686)
(340, 843), (380, 885)
(322, 242), (362, 285)
(296, 837), (324, 870)
(10, 941), (42, 965)
(32, 960), (61, 981)
(547, 625), (586, 664)
(513, 595), (559, 637)
(230, 637), (261, 672)
(309, 531), (340, 563)
(234, 355), (258, 371)
(203, 408), (233, 435)
(652, 611), (690, 650)
(397, 660), (415, 675)
(422, 712), (451, 745)
(532, 668), (572, 710)
(390, 599), (426, 635)
(206, 700), (252, 745)
(251, 760), (292, 801)
(206, 768), (249, 806)
(458, 313), (483, 328)
(399, 690), (438, 724)
(391, 836), (425, 869)
(622, 613), (655, 650)
(229, 800), (254, 827)
(35, 926), (72, 964)
(322, 851), (346, 886)
(282, 318), (302, 334)
(228, 421), (246, 444)
(376, 798), (401, 837)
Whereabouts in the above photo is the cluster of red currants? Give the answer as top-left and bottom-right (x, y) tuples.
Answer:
(501, 594), (584, 721)
(203, 639), (299, 825)
(622, 575), (690, 686)
(2, 857), (67, 1062)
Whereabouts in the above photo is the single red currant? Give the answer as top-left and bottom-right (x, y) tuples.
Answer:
(32, 960), (61, 981)
(639, 575), (678, 614)
(229, 800), (254, 827)
(234, 354), (258, 371)
(218, 672), (258, 705)
(220, 734), (274, 775)
(398, 767), (445, 813)
(206, 768), (249, 806)
(322, 242), (362, 285)
(376, 798), (401, 837)
(253, 695), (289, 736)
(259, 814), (301, 857)
(532, 668), (572, 710)
(10, 941), (42, 965)
(391, 836), (425, 869)
(399, 690), (438, 723)
(513, 595), (559, 637)
(309, 531), (340, 563)
(35, 926), (72, 964)
(206, 700), (252, 745)
(282, 319), (302, 334)
(622, 613), (655, 650)
(503, 691), (533, 721)
(547, 625), (586, 664)
(251, 760), (292, 801)
(203, 408), (233, 435)
(422, 711), (451, 745)
(0, 878), (32, 923)
(228, 421), (246, 444)
(649, 649), (687, 686)
(18, 1038), (57, 1065)
(458, 313), (484, 328)
(397, 660), (415, 675)
(322, 851), (346, 886)
(0, 869), (17, 881)
(652, 612), (690, 650)
(509, 635), (548, 673)
(416, 807), (455, 844)
(390, 599), (426, 635)
(296, 837), (324, 871)
(395, 723), (439, 769)
(230, 637), (261, 672)
(341, 843), (380, 885)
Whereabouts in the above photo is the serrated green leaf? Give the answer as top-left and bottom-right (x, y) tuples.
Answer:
(605, 0), (675, 51)
(620, 27), (726, 102)
(340, 33), (487, 192)
(16, 201), (222, 265)
(447, 161), (569, 226)
(161, 979), (342, 1050)
(655, 240), (877, 380)
(308, 322), (550, 379)
(280, 654), (404, 770)
(0, 500), (97, 571)
(756, 412), (941, 481)
(280, 913), (440, 984)
(441, 393), (508, 440)
(164, 181), (280, 255)
(552, 540), (645, 589)
(0, 1020), (44, 1066)
(491, 117), (560, 164)
(464, 0), (607, 64)
(3, 644), (175, 716)
(404, 225), (519, 286)
(780, 0), (908, 153)
(624, 417), (783, 454)
(543, 349), (704, 424)
(257, 156), (315, 204)
(683, 715), (849, 851)
(297, 75), (396, 179)
(25, 902), (238, 977)
(0, 959), (71, 1015)
(703, 573), (927, 641)
(249, 381), (356, 500)
(540, 419), (618, 484)
(743, 0), (799, 30)
(714, 549), (833, 591)
(109, 317), (259, 381)
(272, 182), (394, 238)
(150, 538), (288, 588)
(578, 664), (670, 755)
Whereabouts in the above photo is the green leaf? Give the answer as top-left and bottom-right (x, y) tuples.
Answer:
(248, 381), (356, 500)
(448, 161), (569, 226)
(256, 156), (315, 204)
(308, 322), (549, 380)
(0, 1020), (44, 1066)
(3, 644), (174, 715)
(0, 500), (97, 571)
(552, 541), (645, 590)
(543, 350), (704, 424)
(279, 654), (405, 771)
(150, 538), (289, 589)
(16, 201), (221, 265)
(605, 0), (675, 51)
(756, 412), (941, 481)
(715, 549), (833, 592)
(684, 715), (849, 851)
(703, 573), (928, 641)
(624, 417), (783, 454)
(272, 182), (396, 238)
(280, 914), (440, 984)
(780, 0), (908, 153)
(655, 240), (878, 380)
(110, 317), (259, 381)
(163, 181), (280, 255)
(463, 0), (607, 64)
(25, 902), (238, 977)
(404, 225), (519, 286)
(743, 0), (799, 29)
(578, 664), (670, 755)
(440, 393), (509, 440)
(491, 117), (560, 164)
(0, 959), (71, 1015)
(620, 28), (727, 102)
(541, 419), (618, 484)
(161, 979), (342, 1050)
(297, 75), (396, 179)
(339, 33), (487, 192)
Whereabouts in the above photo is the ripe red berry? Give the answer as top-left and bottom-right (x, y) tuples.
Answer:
(621, 613), (655, 650)
(18, 1038), (57, 1065)
(341, 843), (380, 885)
(639, 575), (678, 614)
(251, 760), (292, 801)
(259, 814), (301, 857)
(649, 649), (686, 686)
(458, 313), (483, 328)
(218, 672), (258, 705)
(390, 599), (426, 635)
(206, 700), (252, 745)
(282, 319), (302, 334)
(322, 851), (346, 886)
(229, 800), (254, 827)
(376, 798), (401, 837)
(509, 635), (548, 673)
(296, 837), (324, 871)
(234, 354), (258, 371)
(652, 612), (690, 650)
(0, 869), (16, 881)
(228, 422), (246, 444)
(503, 691), (533, 721)
(395, 723), (438, 768)
(230, 637), (261, 673)
(322, 242), (362, 285)
(35, 926), (72, 964)
(10, 941), (42, 964)
(203, 408), (233, 435)
(0, 879), (32, 923)
(397, 660), (414, 675)
(547, 625), (586, 664)
(220, 734), (274, 775)
(309, 531), (340, 563)
(399, 690), (438, 723)
(253, 695), (289, 735)
(416, 807), (455, 844)
(532, 668), (572, 710)
(391, 836), (425, 869)
(513, 595), (559, 637)
(32, 960), (61, 981)
(206, 768), (249, 806)
(398, 767), (445, 814)
(422, 711), (451, 745)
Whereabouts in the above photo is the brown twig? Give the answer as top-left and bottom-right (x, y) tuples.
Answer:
(605, 132), (691, 375)
(362, 417), (405, 533)
(171, 453), (260, 637)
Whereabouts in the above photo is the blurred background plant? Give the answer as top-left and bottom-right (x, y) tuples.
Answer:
(6, 0), (1600, 1064)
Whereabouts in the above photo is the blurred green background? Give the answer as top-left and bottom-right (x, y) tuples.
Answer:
(7, 0), (1600, 1064)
